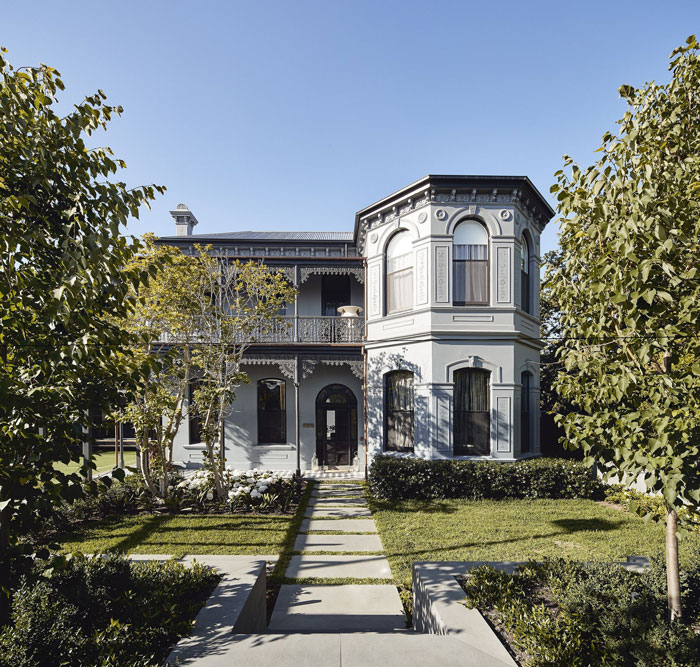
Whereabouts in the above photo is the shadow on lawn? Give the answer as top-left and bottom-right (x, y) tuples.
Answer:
(383, 518), (626, 561)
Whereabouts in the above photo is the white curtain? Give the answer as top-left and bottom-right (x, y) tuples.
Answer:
(387, 251), (413, 313)
(454, 244), (488, 304)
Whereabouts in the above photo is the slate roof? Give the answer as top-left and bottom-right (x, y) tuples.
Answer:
(159, 231), (355, 242)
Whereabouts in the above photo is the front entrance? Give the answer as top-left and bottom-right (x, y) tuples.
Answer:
(316, 384), (357, 467)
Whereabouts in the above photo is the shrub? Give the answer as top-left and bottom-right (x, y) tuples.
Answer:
(605, 484), (700, 531)
(368, 456), (605, 501)
(462, 552), (700, 667)
(0, 554), (218, 667)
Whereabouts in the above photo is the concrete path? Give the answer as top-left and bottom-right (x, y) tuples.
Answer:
(168, 481), (514, 665)
(271, 481), (402, 634)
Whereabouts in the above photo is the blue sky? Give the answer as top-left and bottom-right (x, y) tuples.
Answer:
(3, 1), (698, 255)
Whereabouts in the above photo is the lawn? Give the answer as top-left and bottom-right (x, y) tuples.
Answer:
(60, 514), (295, 557)
(369, 497), (700, 582)
(53, 450), (137, 475)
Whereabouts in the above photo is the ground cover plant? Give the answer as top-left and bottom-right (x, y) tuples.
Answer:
(368, 455), (604, 501)
(461, 554), (700, 666)
(0, 554), (219, 667)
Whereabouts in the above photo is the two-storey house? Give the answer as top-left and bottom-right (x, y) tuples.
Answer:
(159, 175), (553, 474)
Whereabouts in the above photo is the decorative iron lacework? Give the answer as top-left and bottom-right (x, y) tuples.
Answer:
(299, 266), (365, 284)
(243, 354), (364, 381)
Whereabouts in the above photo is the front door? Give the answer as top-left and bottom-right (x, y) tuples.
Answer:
(316, 384), (357, 467)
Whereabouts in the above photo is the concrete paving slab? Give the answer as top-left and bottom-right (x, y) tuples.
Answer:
(175, 633), (512, 666)
(268, 585), (406, 632)
(311, 489), (365, 498)
(286, 555), (392, 579)
(167, 632), (341, 666)
(339, 633), (515, 667)
(308, 496), (368, 507)
(306, 506), (372, 518)
(294, 533), (383, 552)
(300, 519), (377, 533)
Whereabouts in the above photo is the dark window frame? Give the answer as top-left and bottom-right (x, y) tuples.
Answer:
(453, 368), (491, 456)
(453, 220), (489, 306)
(384, 370), (415, 452)
(321, 275), (352, 317)
(257, 378), (287, 444)
(189, 380), (202, 445)
(521, 235), (531, 314)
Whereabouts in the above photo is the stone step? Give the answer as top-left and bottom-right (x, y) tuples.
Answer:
(183, 633), (515, 666)
(300, 518), (377, 533)
(306, 506), (372, 519)
(286, 554), (392, 579)
(268, 585), (405, 632)
(294, 533), (383, 552)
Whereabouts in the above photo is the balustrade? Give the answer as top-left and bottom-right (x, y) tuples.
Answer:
(254, 316), (364, 344)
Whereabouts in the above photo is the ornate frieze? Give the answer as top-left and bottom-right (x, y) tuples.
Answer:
(496, 396), (512, 453)
(497, 247), (511, 303)
(416, 247), (428, 305)
(299, 266), (365, 284)
(243, 354), (363, 381)
(434, 246), (449, 303)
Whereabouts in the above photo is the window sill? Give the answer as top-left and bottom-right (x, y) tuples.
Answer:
(255, 443), (295, 449)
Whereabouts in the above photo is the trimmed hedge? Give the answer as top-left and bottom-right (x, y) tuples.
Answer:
(0, 554), (218, 667)
(368, 455), (605, 501)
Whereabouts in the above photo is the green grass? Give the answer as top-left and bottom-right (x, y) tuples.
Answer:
(53, 450), (137, 475)
(60, 513), (295, 558)
(369, 497), (700, 582)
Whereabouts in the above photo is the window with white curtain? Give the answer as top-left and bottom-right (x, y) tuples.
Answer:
(521, 235), (531, 314)
(453, 368), (490, 455)
(453, 220), (489, 305)
(385, 231), (413, 314)
(384, 371), (414, 452)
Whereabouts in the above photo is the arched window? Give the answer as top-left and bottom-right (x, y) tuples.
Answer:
(453, 220), (489, 305)
(384, 371), (414, 452)
(385, 231), (413, 314)
(520, 371), (532, 454)
(257, 379), (286, 444)
(521, 235), (531, 314)
(453, 368), (490, 455)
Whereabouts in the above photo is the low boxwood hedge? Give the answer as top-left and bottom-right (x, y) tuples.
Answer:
(368, 455), (604, 500)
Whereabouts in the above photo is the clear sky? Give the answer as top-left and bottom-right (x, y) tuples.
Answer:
(3, 1), (698, 255)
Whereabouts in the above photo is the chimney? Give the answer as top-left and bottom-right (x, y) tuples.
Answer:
(169, 203), (199, 236)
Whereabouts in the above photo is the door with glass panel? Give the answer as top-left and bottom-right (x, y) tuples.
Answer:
(315, 384), (357, 466)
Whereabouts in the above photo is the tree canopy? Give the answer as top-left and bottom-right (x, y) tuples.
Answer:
(550, 36), (700, 619)
(0, 49), (163, 618)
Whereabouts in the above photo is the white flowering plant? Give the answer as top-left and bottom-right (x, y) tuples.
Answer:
(171, 468), (298, 513)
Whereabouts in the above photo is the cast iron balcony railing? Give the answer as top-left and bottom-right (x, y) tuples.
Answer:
(254, 316), (364, 344)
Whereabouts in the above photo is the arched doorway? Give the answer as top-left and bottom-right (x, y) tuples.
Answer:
(316, 384), (357, 467)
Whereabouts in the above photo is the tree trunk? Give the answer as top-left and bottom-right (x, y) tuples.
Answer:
(666, 506), (682, 622)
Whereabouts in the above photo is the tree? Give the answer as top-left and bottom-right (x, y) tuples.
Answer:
(550, 36), (700, 621)
(120, 242), (296, 500)
(190, 250), (296, 499)
(0, 50), (163, 619)
(119, 237), (206, 498)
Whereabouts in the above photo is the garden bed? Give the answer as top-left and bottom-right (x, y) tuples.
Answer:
(0, 554), (219, 667)
(458, 556), (700, 666)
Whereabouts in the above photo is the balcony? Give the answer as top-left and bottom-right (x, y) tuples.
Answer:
(255, 316), (364, 344)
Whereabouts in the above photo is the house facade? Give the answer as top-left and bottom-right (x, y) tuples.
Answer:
(160, 175), (553, 473)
